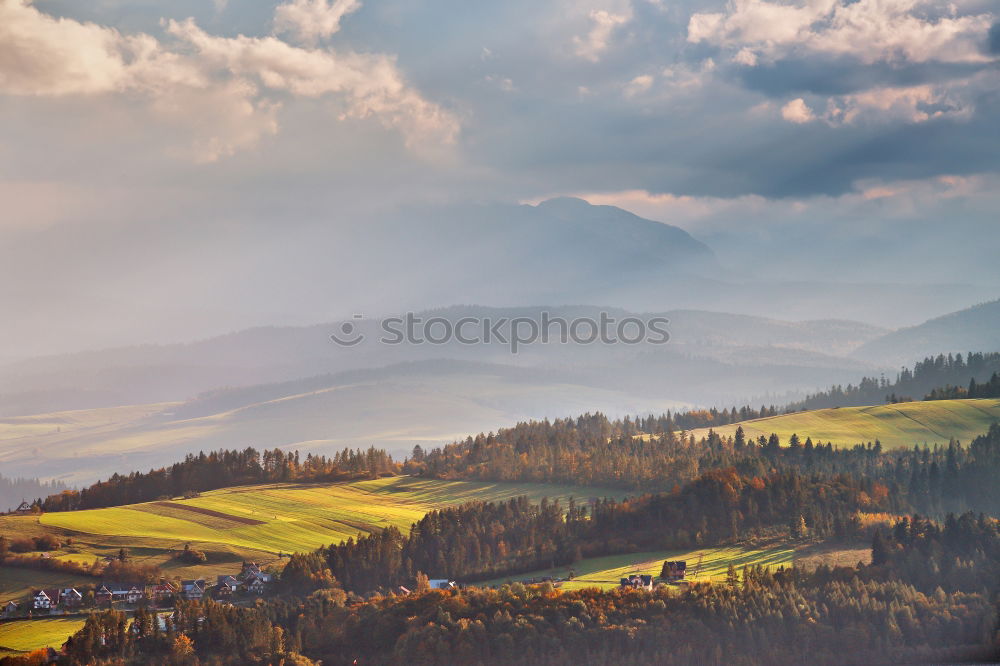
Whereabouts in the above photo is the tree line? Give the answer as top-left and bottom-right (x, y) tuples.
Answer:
(786, 352), (1000, 410)
(925, 371), (1000, 401)
(38, 446), (398, 512)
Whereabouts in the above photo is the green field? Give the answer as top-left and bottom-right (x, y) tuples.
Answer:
(0, 476), (625, 598)
(479, 542), (871, 591)
(0, 618), (87, 656)
(687, 398), (1000, 450)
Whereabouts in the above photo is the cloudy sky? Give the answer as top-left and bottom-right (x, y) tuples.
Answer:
(2, 0), (998, 357)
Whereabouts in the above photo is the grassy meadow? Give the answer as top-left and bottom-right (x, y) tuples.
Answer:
(479, 541), (871, 591)
(686, 398), (1000, 450)
(0, 618), (87, 656)
(0, 476), (625, 599)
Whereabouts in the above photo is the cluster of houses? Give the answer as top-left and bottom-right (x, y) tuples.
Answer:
(209, 561), (273, 598)
(619, 574), (654, 590)
(618, 560), (688, 590)
(10, 562), (274, 617)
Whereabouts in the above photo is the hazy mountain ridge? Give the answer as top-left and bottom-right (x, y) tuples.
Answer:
(5, 198), (993, 361)
(0, 306), (885, 417)
(855, 298), (1000, 365)
(0, 347), (879, 485)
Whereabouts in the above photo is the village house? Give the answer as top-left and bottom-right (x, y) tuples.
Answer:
(147, 580), (177, 604)
(662, 560), (687, 582)
(215, 576), (240, 598)
(238, 562), (272, 595)
(243, 573), (270, 595)
(96, 582), (144, 605)
(12, 500), (33, 515)
(180, 579), (206, 600)
(240, 561), (262, 578)
(59, 588), (84, 609)
(33, 589), (58, 610)
(619, 575), (653, 591)
(427, 579), (455, 591)
(4, 600), (20, 618)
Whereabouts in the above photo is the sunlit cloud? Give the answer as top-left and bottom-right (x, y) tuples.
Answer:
(688, 0), (996, 66)
(0, 0), (457, 160)
(573, 7), (632, 61)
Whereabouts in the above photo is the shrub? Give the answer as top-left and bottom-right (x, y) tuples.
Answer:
(176, 544), (208, 564)
(32, 534), (61, 551)
(8, 538), (34, 553)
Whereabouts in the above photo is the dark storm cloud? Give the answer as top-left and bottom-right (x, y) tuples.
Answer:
(989, 22), (1000, 54)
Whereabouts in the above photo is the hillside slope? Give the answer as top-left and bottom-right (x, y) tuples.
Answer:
(688, 398), (1000, 449)
(0, 476), (623, 600)
(855, 299), (1000, 365)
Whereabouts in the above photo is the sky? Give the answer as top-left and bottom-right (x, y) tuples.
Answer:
(1, 0), (999, 358)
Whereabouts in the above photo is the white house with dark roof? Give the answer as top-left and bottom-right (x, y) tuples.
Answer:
(32, 589), (57, 610)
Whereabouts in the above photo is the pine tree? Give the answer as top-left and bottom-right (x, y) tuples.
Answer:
(872, 529), (891, 566)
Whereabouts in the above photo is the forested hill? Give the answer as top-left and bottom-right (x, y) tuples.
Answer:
(37, 446), (397, 512)
(785, 352), (1000, 411)
(54, 438), (1000, 665)
(413, 414), (1000, 508)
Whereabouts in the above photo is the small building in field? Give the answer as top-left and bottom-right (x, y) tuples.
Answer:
(3, 600), (18, 618)
(662, 560), (687, 582)
(13, 500), (33, 515)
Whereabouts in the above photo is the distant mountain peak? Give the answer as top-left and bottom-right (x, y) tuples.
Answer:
(532, 196), (715, 266)
(534, 196), (594, 212)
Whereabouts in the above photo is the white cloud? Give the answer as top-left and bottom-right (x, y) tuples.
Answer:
(731, 47), (758, 66)
(573, 8), (632, 61)
(776, 80), (979, 127)
(0, 0), (131, 95)
(688, 0), (995, 65)
(827, 82), (975, 124)
(166, 18), (459, 150)
(781, 97), (815, 123)
(273, 0), (361, 46)
(0, 0), (457, 160)
(624, 74), (653, 97)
